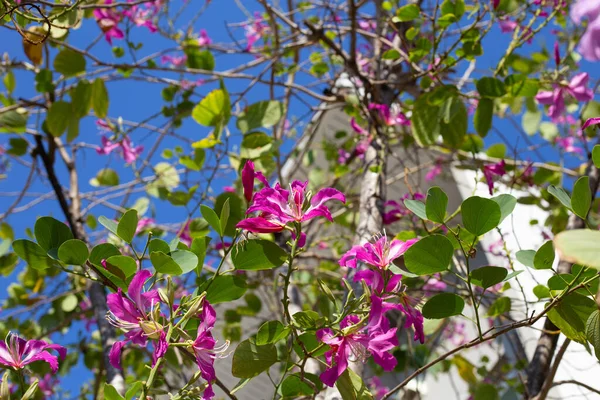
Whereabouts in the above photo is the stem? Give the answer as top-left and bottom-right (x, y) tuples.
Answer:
(204, 232), (240, 291)
(16, 369), (26, 397)
(454, 234), (483, 339)
(141, 325), (173, 399)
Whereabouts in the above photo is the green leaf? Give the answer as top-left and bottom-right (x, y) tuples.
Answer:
(486, 143), (506, 159)
(215, 192), (245, 237)
(91, 79), (109, 118)
(422, 293), (464, 319)
(491, 194), (516, 224)
(572, 176), (591, 220)
(98, 216), (119, 237)
(148, 239), (170, 254)
(103, 383), (125, 400)
(404, 199), (427, 220)
(533, 240), (555, 270)
(46, 101), (72, 136)
(54, 49), (86, 77)
(425, 187), (448, 223)
(219, 198), (230, 237)
(461, 196), (501, 236)
(335, 369), (373, 400)
(470, 266), (508, 289)
(554, 229), (600, 269)
(474, 383), (499, 400)
(395, 4), (420, 21)
(404, 235), (454, 275)
(474, 98), (493, 137)
(0, 110), (27, 133)
(89, 243), (121, 266)
(586, 310), (600, 360)
(476, 77), (506, 98)
(441, 0), (465, 19)
(105, 255), (137, 278)
(487, 297), (511, 317)
(547, 185), (572, 210)
(7, 138), (27, 156)
(34, 216), (73, 252)
(61, 293), (78, 312)
(91, 168), (120, 187)
(256, 321), (290, 345)
(516, 249), (535, 268)
(71, 80), (92, 118)
(171, 250), (198, 274)
(192, 89), (230, 127)
(202, 275), (247, 304)
(292, 310), (323, 330)
(57, 239), (89, 265)
(13, 239), (54, 270)
(231, 339), (278, 379)
(592, 145), (600, 169)
(117, 209), (138, 243)
(281, 374), (321, 397)
(236, 101), (283, 133)
(190, 237), (210, 274)
(3, 71), (15, 93)
(533, 285), (551, 299)
(412, 94), (440, 146)
(232, 239), (288, 271)
(150, 251), (182, 275)
(200, 205), (221, 236)
(547, 293), (596, 343)
(440, 97), (467, 147)
(381, 49), (401, 60)
(125, 382), (143, 400)
(185, 48), (215, 71)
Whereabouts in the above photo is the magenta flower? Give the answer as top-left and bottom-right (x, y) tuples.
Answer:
(369, 103), (410, 127)
(135, 217), (154, 235)
(498, 18), (518, 33)
(369, 376), (390, 400)
(0, 333), (66, 373)
(425, 162), (442, 182)
(124, 5), (158, 33)
(317, 315), (398, 387)
(554, 41), (561, 66)
(190, 302), (229, 400)
(571, 0), (600, 61)
(582, 117), (600, 130)
(106, 270), (166, 369)
(198, 29), (212, 46)
(93, 1), (124, 44)
(245, 12), (269, 51)
(339, 235), (417, 270)
(237, 181), (345, 233)
(241, 160), (268, 203)
(38, 373), (58, 399)
(556, 136), (583, 155)
(483, 160), (506, 195)
(161, 54), (187, 67)
(96, 136), (143, 164)
(535, 73), (594, 121)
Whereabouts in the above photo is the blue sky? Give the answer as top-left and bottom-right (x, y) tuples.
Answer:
(0, 1), (598, 396)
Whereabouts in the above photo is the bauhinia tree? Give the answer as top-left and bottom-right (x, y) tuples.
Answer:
(2, 0), (600, 398)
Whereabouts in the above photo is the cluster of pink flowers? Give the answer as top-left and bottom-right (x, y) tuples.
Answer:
(96, 135), (144, 164)
(320, 234), (423, 386)
(93, 0), (161, 44)
(245, 12), (269, 51)
(482, 160), (506, 195)
(0, 333), (66, 373)
(236, 161), (345, 234)
(383, 192), (425, 225)
(106, 269), (225, 399)
(571, 0), (600, 60)
(535, 73), (594, 122)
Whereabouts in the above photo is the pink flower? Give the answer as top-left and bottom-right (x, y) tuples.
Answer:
(425, 162), (442, 182)
(492, 0), (500, 9)
(556, 136), (583, 155)
(180, 221), (192, 246)
(38, 373), (58, 399)
(97, 136), (143, 164)
(423, 273), (447, 295)
(535, 73), (594, 122)
(498, 19), (518, 33)
(241, 160), (269, 203)
(0, 333), (66, 373)
(443, 320), (468, 347)
(124, 4), (158, 33)
(369, 377), (390, 400)
(483, 160), (506, 195)
(245, 12), (268, 51)
(161, 54), (187, 67)
(135, 217), (154, 234)
(582, 117), (600, 130)
(237, 181), (345, 233)
(93, 1), (124, 44)
(106, 270), (166, 369)
(554, 41), (561, 66)
(571, 0), (600, 61)
(339, 235), (417, 270)
(317, 314), (398, 387)
(198, 29), (212, 46)
(368, 103), (410, 127)
(190, 302), (229, 400)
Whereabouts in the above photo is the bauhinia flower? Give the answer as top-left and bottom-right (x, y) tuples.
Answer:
(93, 0), (124, 44)
(96, 136), (144, 164)
(556, 136), (583, 155)
(571, 0), (600, 61)
(107, 270), (167, 368)
(582, 117), (600, 130)
(237, 180), (345, 233)
(535, 73), (594, 121)
(161, 54), (187, 67)
(0, 333), (66, 373)
(339, 235), (417, 270)
(368, 103), (410, 127)
(189, 301), (229, 400)
(245, 12), (269, 51)
(198, 29), (212, 46)
(317, 314), (398, 387)
(241, 160), (269, 203)
(482, 160), (506, 195)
